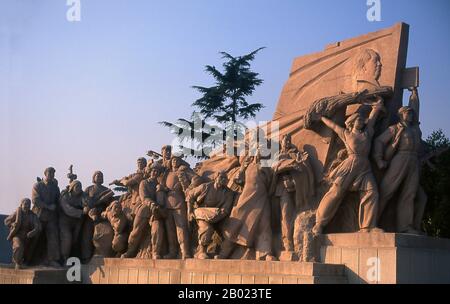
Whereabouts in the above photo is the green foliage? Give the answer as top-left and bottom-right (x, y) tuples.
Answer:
(425, 129), (450, 149)
(159, 112), (225, 159)
(160, 48), (265, 159)
(192, 48), (265, 123)
(421, 129), (450, 238)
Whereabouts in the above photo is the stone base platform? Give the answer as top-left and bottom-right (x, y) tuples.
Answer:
(319, 233), (450, 284)
(81, 258), (348, 284)
(3, 233), (449, 284)
(0, 264), (69, 284)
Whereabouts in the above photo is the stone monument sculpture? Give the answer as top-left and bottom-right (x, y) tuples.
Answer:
(122, 166), (165, 259)
(59, 180), (86, 263)
(5, 24), (448, 287)
(292, 210), (317, 262)
(4, 199), (41, 269)
(100, 201), (128, 256)
(220, 149), (277, 261)
(312, 99), (385, 235)
(374, 87), (426, 234)
(81, 171), (114, 262)
(160, 156), (192, 259)
(31, 167), (61, 267)
(110, 157), (147, 222)
(186, 171), (234, 259)
(270, 134), (315, 260)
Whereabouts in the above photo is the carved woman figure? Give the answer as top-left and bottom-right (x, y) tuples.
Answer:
(220, 149), (276, 261)
(312, 99), (385, 235)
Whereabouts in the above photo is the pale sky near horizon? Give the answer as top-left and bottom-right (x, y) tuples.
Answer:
(1, 0), (450, 214)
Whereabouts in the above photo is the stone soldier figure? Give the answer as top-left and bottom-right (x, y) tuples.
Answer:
(31, 167), (61, 267)
(312, 99), (385, 235)
(374, 87), (425, 234)
(59, 180), (86, 263)
(160, 156), (192, 259)
(270, 134), (315, 258)
(186, 171), (234, 259)
(121, 166), (165, 259)
(4, 199), (41, 269)
(81, 171), (114, 262)
(111, 157), (147, 221)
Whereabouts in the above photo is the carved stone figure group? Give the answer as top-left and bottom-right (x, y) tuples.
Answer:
(4, 80), (427, 269)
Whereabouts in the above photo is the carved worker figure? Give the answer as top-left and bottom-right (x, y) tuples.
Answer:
(121, 166), (165, 259)
(111, 157), (147, 221)
(159, 156), (192, 259)
(270, 134), (315, 255)
(374, 87), (425, 234)
(4, 199), (41, 269)
(81, 171), (114, 262)
(59, 180), (86, 262)
(100, 201), (128, 256)
(312, 99), (385, 235)
(31, 167), (61, 267)
(186, 171), (234, 259)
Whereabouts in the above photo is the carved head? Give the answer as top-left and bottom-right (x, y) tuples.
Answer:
(398, 106), (415, 124)
(170, 156), (182, 171)
(69, 180), (83, 196)
(44, 167), (56, 183)
(149, 166), (160, 180)
(137, 157), (147, 171)
(161, 145), (172, 160)
(20, 198), (31, 212)
(353, 49), (382, 87)
(345, 113), (366, 131)
(92, 171), (104, 185)
(108, 201), (122, 217)
(281, 134), (292, 151)
(214, 171), (228, 188)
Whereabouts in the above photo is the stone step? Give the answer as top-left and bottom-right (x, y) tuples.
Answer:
(0, 264), (69, 284)
(92, 258), (346, 276)
(82, 258), (348, 284)
(1, 259), (348, 284)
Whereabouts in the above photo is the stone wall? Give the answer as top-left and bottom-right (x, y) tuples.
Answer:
(319, 233), (450, 284)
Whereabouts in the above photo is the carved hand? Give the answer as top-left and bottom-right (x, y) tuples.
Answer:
(370, 96), (386, 115)
(296, 151), (308, 163)
(109, 179), (120, 186)
(83, 206), (90, 215)
(188, 210), (195, 223)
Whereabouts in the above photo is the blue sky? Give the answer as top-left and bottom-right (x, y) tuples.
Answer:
(1, 0), (449, 214)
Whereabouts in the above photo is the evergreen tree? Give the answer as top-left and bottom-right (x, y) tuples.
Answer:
(160, 48), (265, 159)
(421, 129), (450, 237)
